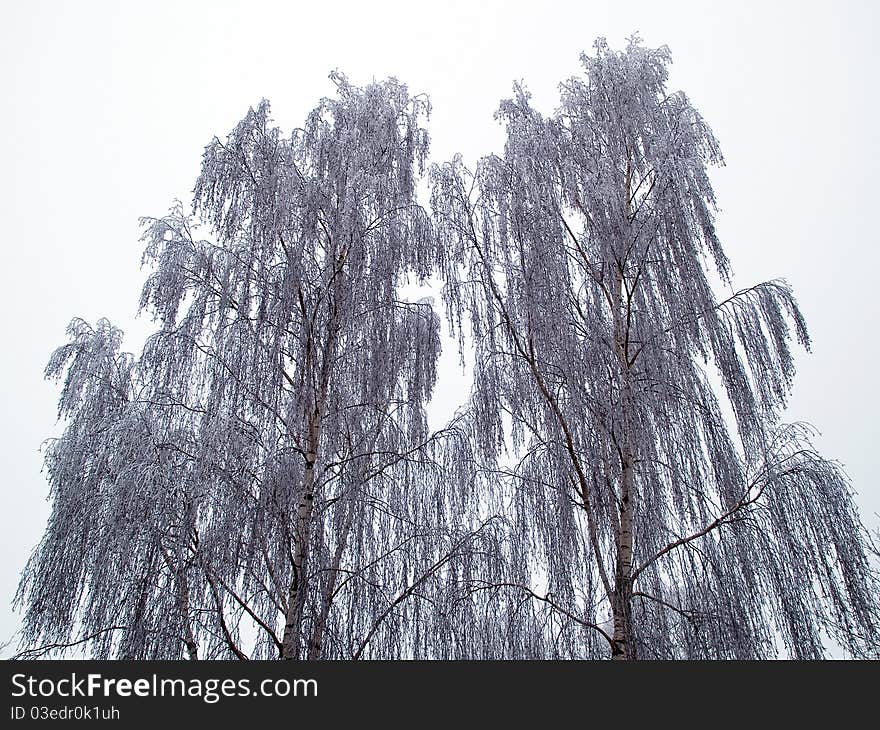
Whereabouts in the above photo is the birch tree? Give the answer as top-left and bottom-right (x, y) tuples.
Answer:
(16, 45), (878, 661)
(16, 75), (495, 660)
(431, 36), (880, 659)
(14, 318), (205, 659)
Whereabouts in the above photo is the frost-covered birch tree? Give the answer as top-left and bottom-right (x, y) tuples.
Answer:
(16, 44), (879, 662)
(431, 36), (880, 659)
(16, 75), (499, 660)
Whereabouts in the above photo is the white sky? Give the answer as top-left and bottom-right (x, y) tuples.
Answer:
(1, 0), (877, 655)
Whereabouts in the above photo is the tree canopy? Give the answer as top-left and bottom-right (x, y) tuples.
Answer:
(15, 38), (880, 660)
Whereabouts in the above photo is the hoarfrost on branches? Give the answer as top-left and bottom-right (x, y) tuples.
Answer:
(17, 76), (499, 660)
(16, 40), (880, 660)
(429, 36), (880, 659)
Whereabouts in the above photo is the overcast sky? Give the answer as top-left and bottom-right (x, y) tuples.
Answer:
(1, 0), (877, 655)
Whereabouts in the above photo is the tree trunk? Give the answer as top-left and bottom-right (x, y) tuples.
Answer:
(610, 155), (637, 660)
(610, 344), (637, 660)
(281, 409), (321, 660)
(280, 248), (345, 660)
(611, 452), (635, 660)
(175, 567), (198, 660)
